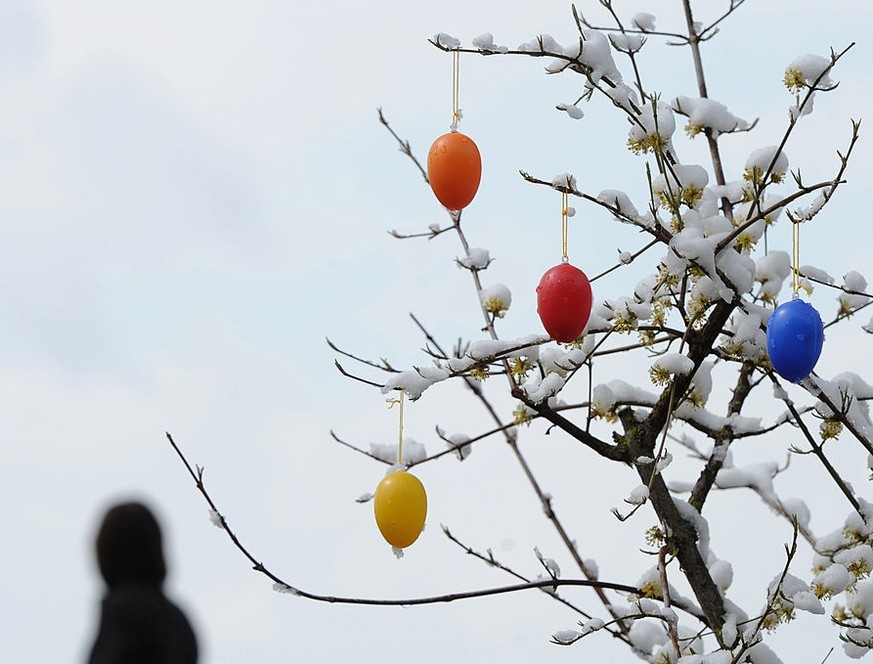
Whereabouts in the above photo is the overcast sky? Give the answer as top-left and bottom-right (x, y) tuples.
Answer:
(2, 1), (873, 662)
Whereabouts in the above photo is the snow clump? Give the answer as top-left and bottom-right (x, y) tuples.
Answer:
(839, 271), (872, 314)
(631, 12), (656, 31)
(557, 102), (584, 119)
(472, 33), (508, 53)
(369, 438), (427, 465)
(458, 247), (491, 270)
(382, 366), (450, 400)
(479, 283), (512, 317)
(433, 33), (460, 48)
(672, 96), (750, 138)
(755, 251), (791, 301)
(744, 146), (789, 185)
(784, 54), (836, 120)
(652, 164), (708, 208)
(628, 102), (676, 156)
(609, 33), (645, 54)
(784, 54), (835, 91)
(445, 433), (472, 461)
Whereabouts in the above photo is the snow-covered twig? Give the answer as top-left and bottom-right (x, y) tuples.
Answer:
(577, 4), (686, 42)
(573, 2), (649, 104)
(717, 62), (858, 253)
(732, 525), (800, 662)
(388, 224), (454, 241)
(407, 315), (631, 630)
(519, 169), (671, 242)
(333, 360), (385, 389)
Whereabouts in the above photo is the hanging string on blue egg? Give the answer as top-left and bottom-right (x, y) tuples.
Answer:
(766, 218), (824, 383)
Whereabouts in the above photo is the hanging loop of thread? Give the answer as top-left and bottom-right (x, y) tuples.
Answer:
(561, 191), (569, 263)
(387, 392), (405, 465)
(792, 219), (800, 296)
(451, 49), (461, 131)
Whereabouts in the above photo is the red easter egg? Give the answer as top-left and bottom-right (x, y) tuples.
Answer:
(427, 132), (482, 211)
(537, 263), (593, 343)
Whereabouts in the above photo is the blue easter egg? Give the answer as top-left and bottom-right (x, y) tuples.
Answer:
(766, 298), (824, 383)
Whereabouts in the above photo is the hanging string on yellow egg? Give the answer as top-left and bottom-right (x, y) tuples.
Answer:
(387, 393), (404, 466)
(373, 391), (428, 551)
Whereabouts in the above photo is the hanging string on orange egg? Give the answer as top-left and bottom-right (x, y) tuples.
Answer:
(451, 49), (461, 131)
(373, 392), (427, 551)
(766, 218), (824, 383)
(427, 48), (482, 212)
(536, 189), (593, 343)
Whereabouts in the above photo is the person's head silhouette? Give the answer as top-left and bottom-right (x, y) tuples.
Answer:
(96, 502), (166, 588)
(87, 500), (198, 664)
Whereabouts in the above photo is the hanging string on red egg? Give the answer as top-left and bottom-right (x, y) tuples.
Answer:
(427, 49), (482, 212)
(766, 217), (824, 383)
(536, 189), (593, 343)
(561, 191), (569, 263)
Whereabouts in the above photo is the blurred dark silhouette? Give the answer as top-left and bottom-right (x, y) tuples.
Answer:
(87, 501), (198, 664)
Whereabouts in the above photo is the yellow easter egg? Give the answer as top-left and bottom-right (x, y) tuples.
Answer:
(373, 470), (427, 549)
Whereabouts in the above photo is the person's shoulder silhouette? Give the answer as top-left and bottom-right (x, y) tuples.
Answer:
(88, 501), (198, 664)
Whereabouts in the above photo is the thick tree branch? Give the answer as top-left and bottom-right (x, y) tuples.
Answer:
(517, 394), (628, 463)
(688, 360), (755, 511)
(621, 299), (736, 632)
(681, 0), (732, 220)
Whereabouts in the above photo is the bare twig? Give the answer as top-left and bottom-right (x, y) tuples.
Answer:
(330, 430), (390, 464)
(327, 338), (398, 373)
(333, 360), (385, 388)
(575, 3), (688, 42)
(165, 432), (639, 606)
(697, 0), (747, 42)
(590, 238), (661, 282)
(442, 526), (603, 622)
(378, 108), (429, 183)
(388, 225), (454, 241)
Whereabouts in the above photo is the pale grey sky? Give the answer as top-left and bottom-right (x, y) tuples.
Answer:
(2, 1), (872, 662)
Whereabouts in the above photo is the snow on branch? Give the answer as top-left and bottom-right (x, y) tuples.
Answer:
(672, 96), (752, 138)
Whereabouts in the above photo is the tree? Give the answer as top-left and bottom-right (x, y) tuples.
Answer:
(168, 1), (873, 661)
